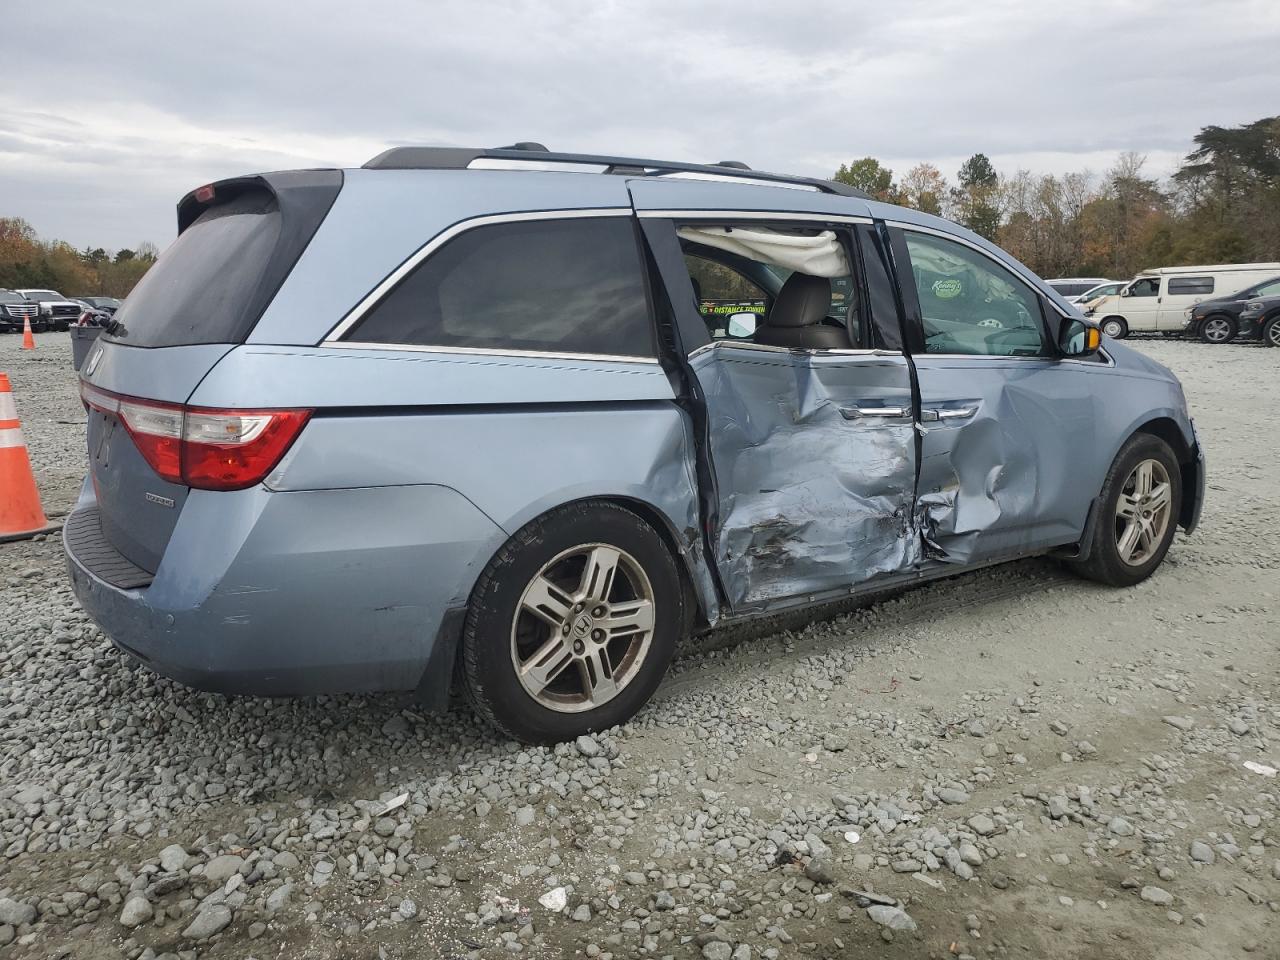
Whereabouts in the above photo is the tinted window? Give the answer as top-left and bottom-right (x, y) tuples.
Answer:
(1168, 276), (1214, 295)
(904, 232), (1047, 357)
(1255, 279), (1280, 298)
(348, 218), (654, 357)
(107, 190), (283, 347)
(1129, 278), (1159, 297)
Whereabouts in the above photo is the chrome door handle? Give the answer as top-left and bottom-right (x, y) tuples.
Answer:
(920, 406), (977, 422)
(841, 405), (909, 420)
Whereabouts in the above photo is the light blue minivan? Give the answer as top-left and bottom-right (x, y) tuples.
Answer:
(65, 144), (1205, 742)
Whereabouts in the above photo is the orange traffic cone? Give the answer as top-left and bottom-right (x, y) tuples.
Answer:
(21, 315), (35, 350)
(0, 373), (58, 542)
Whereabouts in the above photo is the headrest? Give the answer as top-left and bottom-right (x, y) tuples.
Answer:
(769, 273), (830, 328)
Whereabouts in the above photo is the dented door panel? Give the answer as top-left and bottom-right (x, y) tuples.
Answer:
(691, 345), (919, 610)
(913, 357), (1096, 562)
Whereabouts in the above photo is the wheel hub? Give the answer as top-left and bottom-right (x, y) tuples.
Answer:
(1114, 458), (1173, 567)
(510, 543), (656, 713)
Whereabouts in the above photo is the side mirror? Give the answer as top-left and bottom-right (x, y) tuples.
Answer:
(1059, 316), (1101, 356)
(726, 311), (758, 339)
(1120, 287), (1131, 297)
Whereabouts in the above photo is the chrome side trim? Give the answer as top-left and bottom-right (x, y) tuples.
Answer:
(687, 340), (902, 360)
(322, 208), (633, 343)
(319, 341), (661, 365)
(638, 209), (872, 225)
(916, 351), (1116, 368)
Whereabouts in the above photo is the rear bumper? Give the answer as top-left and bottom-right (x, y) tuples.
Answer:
(64, 476), (505, 701)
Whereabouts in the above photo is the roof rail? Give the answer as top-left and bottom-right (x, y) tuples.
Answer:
(361, 144), (870, 199)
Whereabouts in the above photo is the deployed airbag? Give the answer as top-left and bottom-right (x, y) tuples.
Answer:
(677, 226), (850, 278)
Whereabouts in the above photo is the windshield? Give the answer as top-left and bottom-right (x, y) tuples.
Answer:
(22, 290), (62, 300)
(0, 291), (27, 303)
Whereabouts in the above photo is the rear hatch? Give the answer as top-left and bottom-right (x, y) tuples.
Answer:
(78, 170), (342, 575)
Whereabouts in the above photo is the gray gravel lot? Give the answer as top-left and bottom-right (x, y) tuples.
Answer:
(1, 333), (1277, 959)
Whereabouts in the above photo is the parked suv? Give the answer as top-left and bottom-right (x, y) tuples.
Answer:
(0, 289), (42, 333)
(64, 145), (1205, 743)
(15, 288), (82, 331)
(1183, 275), (1280, 343)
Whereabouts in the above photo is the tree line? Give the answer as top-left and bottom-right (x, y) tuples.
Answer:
(0, 217), (158, 297)
(3, 114), (1276, 298)
(834, 114), (1280, 280)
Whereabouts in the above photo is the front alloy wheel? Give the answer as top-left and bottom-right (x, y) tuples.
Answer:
(1113, 459), (1173, 566)
(1067, 433), (1182, 587)
(1199, 315), (1235, 344)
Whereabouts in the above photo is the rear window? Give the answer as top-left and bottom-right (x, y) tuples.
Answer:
(105, 190), (283, 347)
(1168, 276), (1214, 295)
(345, 217), (655, 357)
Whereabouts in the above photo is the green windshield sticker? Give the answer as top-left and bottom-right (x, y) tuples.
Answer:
(932, 278), (962, 300)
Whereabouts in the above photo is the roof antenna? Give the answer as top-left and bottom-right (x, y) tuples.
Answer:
(714, 160), (752, 170)
(496, 142), (550, 152)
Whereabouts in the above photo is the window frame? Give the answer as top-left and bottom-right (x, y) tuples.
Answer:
(889, 223), (1057, 361)
(672, 216), (873, 355)
(323, 208), (661, 364)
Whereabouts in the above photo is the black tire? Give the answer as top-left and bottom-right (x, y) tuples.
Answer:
(1068, 434), (1182, 587)
(1263, 316), (1280, 348)
(462, 501), (683, 743)
(1198, 314), (1236, 344)
(1100, 316), (1128, 340)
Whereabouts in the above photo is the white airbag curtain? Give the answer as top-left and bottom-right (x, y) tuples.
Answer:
(677, 226), (850, 278)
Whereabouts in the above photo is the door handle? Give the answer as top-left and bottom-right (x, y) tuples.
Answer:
(920, 406), (977, 422)
(841, 405), (909, 420)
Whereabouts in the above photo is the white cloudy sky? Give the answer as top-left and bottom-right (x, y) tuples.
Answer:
(3, 0), (1278, 251)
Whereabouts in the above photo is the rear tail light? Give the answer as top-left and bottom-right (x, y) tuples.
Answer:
(81, 383), (311, 491)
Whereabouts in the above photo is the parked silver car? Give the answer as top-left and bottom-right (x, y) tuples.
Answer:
(65, 145), (1205, 742)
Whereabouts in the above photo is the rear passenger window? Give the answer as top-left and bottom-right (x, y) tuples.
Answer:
(1167, 276), (1214, 295)
(346, 217), (655, 357)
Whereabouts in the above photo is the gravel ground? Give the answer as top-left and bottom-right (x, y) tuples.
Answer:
(1, 332), (1277, 960)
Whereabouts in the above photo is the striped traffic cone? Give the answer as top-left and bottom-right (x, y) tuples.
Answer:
(0, 373), (59, 542)
(21, 315), (35, 350)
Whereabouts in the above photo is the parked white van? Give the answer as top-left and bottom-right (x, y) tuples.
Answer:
(1084, 263), (1280, 338)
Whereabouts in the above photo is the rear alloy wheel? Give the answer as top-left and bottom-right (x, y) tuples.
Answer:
(1068, 434), (1181, 587)
(1100, 317), (1128, 340)
(462, 501), (682, 743)
(1199, 315), (1236, 344)
(1263, 316), (1280, 348)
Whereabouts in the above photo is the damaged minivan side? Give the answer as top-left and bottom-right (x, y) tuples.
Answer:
(65, 146), (1205, 743)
